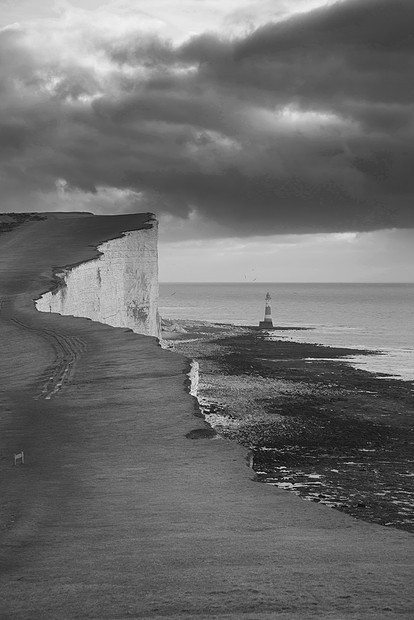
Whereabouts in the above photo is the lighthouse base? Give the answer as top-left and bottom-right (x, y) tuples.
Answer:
(259, 320), (273, 329)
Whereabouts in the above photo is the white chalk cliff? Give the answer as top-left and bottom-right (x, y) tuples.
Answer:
(36, 219), (160, 338)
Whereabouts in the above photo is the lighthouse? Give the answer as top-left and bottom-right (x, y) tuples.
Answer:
(259, 292), (273, 328)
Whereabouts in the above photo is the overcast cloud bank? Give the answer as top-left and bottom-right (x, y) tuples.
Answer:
(0, 0), (413, 238)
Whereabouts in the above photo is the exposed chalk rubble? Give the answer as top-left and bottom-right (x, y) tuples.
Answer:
(36, 219), (160, 338)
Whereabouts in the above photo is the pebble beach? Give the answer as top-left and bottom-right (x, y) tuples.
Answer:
(163, 319), (414, 533)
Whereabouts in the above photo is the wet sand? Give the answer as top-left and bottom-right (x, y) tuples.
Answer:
(1, 216), (414, 619)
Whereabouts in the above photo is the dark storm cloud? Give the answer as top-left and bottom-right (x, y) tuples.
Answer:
(236, 0), (414, 57)
(1, 0), (414, 235)
(234, 0), (414, 107)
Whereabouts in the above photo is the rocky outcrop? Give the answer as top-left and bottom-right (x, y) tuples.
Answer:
(36, 218), (160, 338)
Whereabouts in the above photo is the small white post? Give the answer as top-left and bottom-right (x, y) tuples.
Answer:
(13, 451), (25, 466)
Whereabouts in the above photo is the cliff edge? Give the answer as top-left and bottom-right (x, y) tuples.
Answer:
(36, 217), (160, 338)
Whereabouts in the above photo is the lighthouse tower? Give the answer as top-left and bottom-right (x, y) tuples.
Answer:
(259, 292), (273, 328)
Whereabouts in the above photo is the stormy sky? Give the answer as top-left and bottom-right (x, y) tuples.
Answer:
(1, 0), (413, 281)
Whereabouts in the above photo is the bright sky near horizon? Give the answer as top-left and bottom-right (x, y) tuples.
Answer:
(1, 0), (413, 281)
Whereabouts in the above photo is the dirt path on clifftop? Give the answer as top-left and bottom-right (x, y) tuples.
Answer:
(1, 214), (413, 619)
(1, 297), (86, 400)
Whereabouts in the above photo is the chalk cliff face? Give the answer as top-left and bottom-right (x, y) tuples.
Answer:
(36, 220), (160, 338)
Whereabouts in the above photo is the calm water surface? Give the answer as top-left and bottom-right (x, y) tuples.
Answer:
(159, 283), (414, 381)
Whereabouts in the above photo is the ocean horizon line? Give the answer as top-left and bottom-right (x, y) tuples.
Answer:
(160, 281), (414, 285)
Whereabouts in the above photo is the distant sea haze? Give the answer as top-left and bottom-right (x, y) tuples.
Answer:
(159, 283), (414, 381)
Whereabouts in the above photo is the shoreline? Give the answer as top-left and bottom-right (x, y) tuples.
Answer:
(162, 318), (414, 533)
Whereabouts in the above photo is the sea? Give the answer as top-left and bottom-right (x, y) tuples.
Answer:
(159, 283), (414, 382)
